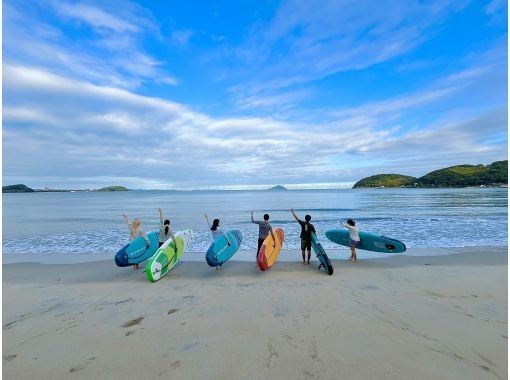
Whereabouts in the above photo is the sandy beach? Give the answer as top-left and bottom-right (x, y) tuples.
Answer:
(3, 247), (507, 380)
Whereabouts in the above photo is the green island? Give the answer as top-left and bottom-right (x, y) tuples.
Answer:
(2, 185), (129, 193)
(353, 160), (508, 188)
(2, 184), (35, 193)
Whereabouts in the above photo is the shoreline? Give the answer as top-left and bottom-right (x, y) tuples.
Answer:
(3, 247), (507, 379)
(2, 245), (507, 265)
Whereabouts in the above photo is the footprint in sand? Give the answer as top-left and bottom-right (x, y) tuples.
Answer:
(121, 317), (144, 328)
(125, 330), (136, 336)
(69, 357), (95, 373)
(3, 354), (17, 362)
(168, 308), (179, 315)
(170, 360), (181, 369)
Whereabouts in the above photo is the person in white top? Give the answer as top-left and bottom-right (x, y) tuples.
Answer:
(122, 214), (150, 270)
(204, 213), (225, 240)
(341, 219), (360, 262)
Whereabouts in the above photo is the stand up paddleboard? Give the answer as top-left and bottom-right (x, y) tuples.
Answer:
(206, 229), (243, 267)
(311, 233), (333, 275)
(325, 229), (406, 253)
(146, 230), (194, 282)
(257, 228), (285, 271)
(115, 231), (159, 267)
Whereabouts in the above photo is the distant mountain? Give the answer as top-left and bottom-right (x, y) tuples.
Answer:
(95, 186), (129, 192)
(353, 160), (508, 188)
(267, 185), (287, 191)
(353, 174), (416, 188)
(2, 184), (35, 193)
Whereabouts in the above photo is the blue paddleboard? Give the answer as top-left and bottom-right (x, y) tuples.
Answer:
(206, 229), (243, 267)
(115, 231), (159, 267)
(311, 233), (333, 275)
(325, 229), (406, 253)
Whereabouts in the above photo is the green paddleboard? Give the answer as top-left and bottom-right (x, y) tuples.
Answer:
(146, 229), (193, 282)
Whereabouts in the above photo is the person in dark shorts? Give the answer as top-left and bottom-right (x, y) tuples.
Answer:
(341, 219), (360, 261)
(251, 212), (275, 259)
(291, 208), (316, 264)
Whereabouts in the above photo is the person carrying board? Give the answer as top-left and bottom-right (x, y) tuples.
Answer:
(290, 208), (316, 265)
(341, 219), (360, 261)
(251, 212), (275, 260)
(158, 208), (178, 248)
(122, 214), (150, 270)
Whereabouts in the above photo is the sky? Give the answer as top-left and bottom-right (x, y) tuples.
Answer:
(3, 0), (508, 189)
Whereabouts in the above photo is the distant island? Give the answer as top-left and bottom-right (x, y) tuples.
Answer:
(353, 160), (508, 188)
(2, 184), (129, 193)
(94, 186), (128, 192)
(267, 185), (287, 191)
(2, 184), (35, 193)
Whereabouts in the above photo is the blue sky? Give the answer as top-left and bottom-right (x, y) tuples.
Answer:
(3, 0), (508, 189)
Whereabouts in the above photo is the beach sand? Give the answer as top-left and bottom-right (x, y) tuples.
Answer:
(3, 247), (507, 379)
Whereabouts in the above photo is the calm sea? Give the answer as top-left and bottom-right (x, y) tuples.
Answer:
(3, 188), (507, 259)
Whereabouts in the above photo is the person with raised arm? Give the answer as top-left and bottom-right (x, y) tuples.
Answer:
(291, 208), (316, 265)
(251, 211), (275, 259)
(158, 208), (177, 248)
(122, 214), (149, 270)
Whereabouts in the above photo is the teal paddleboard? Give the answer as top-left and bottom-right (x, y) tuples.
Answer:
(325, 229), (406, 253)
(311, 233), (333, 275)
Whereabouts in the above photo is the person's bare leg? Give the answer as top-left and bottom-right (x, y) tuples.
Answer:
(353, 247), (358, 262)
(350, 246), (356, 261)
(302, 250), (306, 263)
(307, 249), (311, 264)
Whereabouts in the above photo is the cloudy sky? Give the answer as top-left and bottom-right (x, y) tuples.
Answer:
(3, 0), (508, 189)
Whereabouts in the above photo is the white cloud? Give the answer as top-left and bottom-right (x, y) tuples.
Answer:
(227, 0), (468, 108)
(4, 61), (507, 188)
(4, 0), (175, 89)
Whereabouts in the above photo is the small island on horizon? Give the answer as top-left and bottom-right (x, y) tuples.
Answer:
(267, 185), (288, 191)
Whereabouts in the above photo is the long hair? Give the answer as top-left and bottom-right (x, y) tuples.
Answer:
(304, 215), (311, 231)
(211, 219), (220, 231)
(347, 219), (356, 226)
(164, 219), (170, 234)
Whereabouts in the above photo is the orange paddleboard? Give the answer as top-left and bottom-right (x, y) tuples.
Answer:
(257, 228), (285, 271)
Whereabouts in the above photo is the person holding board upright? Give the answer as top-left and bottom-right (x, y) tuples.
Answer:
(158, 208), (177, 248)
(122, 214), (149, 270)
(341, 219), (360, 262)
(251, 212), (275, 259)
(291, 209), (316, 265)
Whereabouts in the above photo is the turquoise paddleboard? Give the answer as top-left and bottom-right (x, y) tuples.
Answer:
(311, 233), (333, 275)
(115, 231), (159, 267)
(206, 229), (243, 267)
(325, 229), (406, 253)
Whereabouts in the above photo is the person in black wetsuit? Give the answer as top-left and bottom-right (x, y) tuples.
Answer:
(291, 208), (316, 264)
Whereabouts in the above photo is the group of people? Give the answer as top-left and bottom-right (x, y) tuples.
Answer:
(122, 209), (361, 269)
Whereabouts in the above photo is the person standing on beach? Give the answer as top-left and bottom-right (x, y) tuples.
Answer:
(204, 213), (226, 241)
(290, 209), (316, 265)
(342, 219), (360, 262)
(158, 208), (177, 248)
(204, 213), (231, 270)
(122, 214), (150, 270)
(251, 212), (275, 259)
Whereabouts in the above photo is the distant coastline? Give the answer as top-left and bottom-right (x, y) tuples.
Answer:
(2, 185), (129, 193)
(353, 160), (508, 189)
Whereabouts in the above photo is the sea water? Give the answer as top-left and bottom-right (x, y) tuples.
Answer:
(2, 188), (507, 260)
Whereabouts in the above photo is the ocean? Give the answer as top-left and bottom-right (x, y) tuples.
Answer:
(3, 188), (507, 260)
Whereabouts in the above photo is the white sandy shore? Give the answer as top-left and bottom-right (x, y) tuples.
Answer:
(3, 247), (508, 379)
